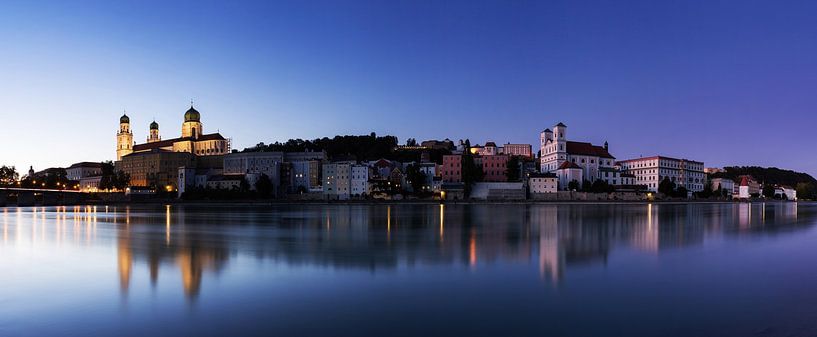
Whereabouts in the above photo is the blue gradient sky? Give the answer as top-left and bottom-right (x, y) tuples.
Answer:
(1, 0), (816, 175)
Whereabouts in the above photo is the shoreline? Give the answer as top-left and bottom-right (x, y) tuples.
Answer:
(1, 199), (804, 208)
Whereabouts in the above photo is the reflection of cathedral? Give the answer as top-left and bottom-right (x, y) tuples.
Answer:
(115, 105), (230, 161)
(116, 206), (228, 300)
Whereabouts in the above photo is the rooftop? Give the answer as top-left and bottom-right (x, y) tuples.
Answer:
(132, 133), (226, 152)
(566, 141), (615, 159)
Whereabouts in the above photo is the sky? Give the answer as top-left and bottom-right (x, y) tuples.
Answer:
(1, 0), (816, 176)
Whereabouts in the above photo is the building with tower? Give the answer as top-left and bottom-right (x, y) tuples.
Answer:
(115, 104), (230, 159)
(115, 104), (231, 189)
(147, 120), (161, 143)
(116, 113), (134, 160)
(539, 122), (616, 189)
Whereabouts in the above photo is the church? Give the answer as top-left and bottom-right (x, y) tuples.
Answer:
(539, 122), (628, 189)
(116, 105), (230, 160)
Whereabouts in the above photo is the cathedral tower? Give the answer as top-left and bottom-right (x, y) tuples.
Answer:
(117, 113), (133, 160)
(553, 122), (567, 169)
(147, 120), (161, 143)
(181, 105), (203, 139)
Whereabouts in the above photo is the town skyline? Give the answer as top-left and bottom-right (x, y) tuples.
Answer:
(3, 1), (817, 175)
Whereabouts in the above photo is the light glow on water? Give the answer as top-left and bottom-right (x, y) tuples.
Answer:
(0, 202), (814, 337)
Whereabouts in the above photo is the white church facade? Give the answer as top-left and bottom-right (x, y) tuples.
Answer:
(539, 122), (621, 189)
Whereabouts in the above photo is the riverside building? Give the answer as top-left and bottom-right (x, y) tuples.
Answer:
(617, 156), (705, 193)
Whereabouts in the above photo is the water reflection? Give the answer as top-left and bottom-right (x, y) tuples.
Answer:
(0, 202), (810, 303)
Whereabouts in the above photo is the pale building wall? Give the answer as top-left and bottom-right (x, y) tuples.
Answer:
(529, 177), (557, 194)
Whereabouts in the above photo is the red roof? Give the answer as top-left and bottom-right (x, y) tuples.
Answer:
(373, 159), (394, 168)
(739, 176), (749, 186)
(558, 161), (583, 170)
(566, 141), (615, 159)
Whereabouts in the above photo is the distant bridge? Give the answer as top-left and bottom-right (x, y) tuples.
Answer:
(0, 187), (89, 206)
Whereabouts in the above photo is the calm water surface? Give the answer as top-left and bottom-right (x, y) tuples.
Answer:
(1, 202), (816, 337)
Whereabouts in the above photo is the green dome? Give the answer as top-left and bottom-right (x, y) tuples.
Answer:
(120, 114), (129, 124)
(150, 120), (159, 130)
(184, 106), (201, 122)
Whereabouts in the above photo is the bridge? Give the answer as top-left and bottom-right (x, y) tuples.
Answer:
(0, 187), (89, 206)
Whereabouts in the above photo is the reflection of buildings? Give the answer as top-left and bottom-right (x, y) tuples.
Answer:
(115, 206), (229, 300)
(101, 201), (807, 296)
(0, 203), (809, 302)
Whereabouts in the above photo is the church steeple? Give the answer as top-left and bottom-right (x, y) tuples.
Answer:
(147, 120), (161, 143)
(181, 104), (203, 139)
(117, 110), (133, 160)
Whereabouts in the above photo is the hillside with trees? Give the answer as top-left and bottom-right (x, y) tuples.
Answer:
(711, 166), (817, 199)
(244, 133), (451, 163)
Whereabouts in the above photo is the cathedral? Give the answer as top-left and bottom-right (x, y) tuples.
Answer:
(116, 105), (230, 160)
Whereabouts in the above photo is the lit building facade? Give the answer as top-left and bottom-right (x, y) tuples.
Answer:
(350, 164), (370, 197)
(502, 143), (533, 158)
(539, 122), (616, 182)
(116, 105), (230, 160)
(617, 156), (705, 192)
(323, 162), (352, 200)
(66, 162), (103, 181)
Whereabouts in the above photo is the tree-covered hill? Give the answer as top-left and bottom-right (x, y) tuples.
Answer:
(712, 166), (816, 186)
(712, 166), (817, 199)
(243, 133), (452, 163)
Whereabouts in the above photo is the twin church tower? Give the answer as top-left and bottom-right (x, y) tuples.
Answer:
(116, 105), (230, 161)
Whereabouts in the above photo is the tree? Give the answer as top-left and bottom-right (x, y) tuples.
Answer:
(675, 186), (689, 198)
(580, 179), (593, 192)
(405, 164), (427, 193)
(99, 161), (117, 190)
(658, 177), (675, 196)
(114, 170), (130, 190)
(506, 156), (520, 182)
(255, 174), (274, 197)
(239, 178), (251, 192)
(0, 165), (18, 186)
(796, 182), (816, 200)
(591, 179), (614, 193)
(762, 184), (776, 199)
(461, 154), (483, 185)
(568, 180), (580, 191)
(698, 181), (714, 199)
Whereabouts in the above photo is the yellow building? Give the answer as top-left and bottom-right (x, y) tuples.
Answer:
(116, 105), (230, 160)
(115, 104), (230, 188)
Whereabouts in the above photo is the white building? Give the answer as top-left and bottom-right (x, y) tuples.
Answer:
(617, 156), (705, 193)
(290, 160), (323, 193)
(350, 164), (370, 197)
(784, 187), (797, 201)
(528, 172), (557, 194)
(556, 161), (584, 191)
(710, 177), (735, 196)
(737, 176), (751, 199)
(66, 162), (103, 181)
(223, 152), (284, 193)
(79, 176), (103, 192)
(540, 122), (616, 183)
(323, 162), (352, 200)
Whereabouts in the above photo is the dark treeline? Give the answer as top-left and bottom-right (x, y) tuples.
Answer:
(243, 133), (451, 163)
(713, 166), (817, 186)
(712, 166), (817, 199)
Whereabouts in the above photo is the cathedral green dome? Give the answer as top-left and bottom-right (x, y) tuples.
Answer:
(120, 114), (129, 124)
(150, 120), (159, 130)
(184, 106), (201, 122)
